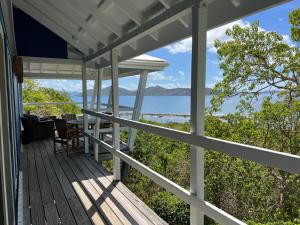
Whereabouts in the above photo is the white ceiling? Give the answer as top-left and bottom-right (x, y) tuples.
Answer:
(13, 0), (288, 66)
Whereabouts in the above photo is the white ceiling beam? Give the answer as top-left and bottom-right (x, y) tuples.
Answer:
(112, 0), (159, 42)
(47, 0), (109, 45)
(150, 31), (159, 41)
(85, 0), (195, 62)
(100, 0), (115, 13)
(128, 41), (138, 51)
(23, 0), (98, 50)
(70, 0), (123, 38)
(14, 0), (90, 55)
(230, 0), (241, 7)
(157, 0), (189, 28)
(113, 0), (143, 25)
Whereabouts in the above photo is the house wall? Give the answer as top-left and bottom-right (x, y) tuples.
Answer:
(0, 4), (20, 225)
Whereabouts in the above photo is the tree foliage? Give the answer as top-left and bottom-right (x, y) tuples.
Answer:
(210, 20), (299, 113)
(123, 8), (300, 225)
(289, 8), (300, 42)
(23, 79), (80, 116)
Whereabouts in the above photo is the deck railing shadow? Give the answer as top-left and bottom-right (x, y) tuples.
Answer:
(47, 140), (143, 224)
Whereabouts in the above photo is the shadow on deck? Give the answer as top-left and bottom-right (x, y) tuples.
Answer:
(20, 139), (167, 225)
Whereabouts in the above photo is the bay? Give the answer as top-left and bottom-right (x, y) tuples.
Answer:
(71, 93), (274, 123)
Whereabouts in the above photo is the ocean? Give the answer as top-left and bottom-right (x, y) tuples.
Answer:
(71, 94), (274, 123)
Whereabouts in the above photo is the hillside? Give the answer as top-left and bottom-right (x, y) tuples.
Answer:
(71, 86), (212, 96)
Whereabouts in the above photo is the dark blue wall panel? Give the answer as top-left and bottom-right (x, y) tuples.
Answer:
(13, 7), (68, 58)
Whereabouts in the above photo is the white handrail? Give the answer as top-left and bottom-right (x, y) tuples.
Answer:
(83, 109), (300, 175)
(84, 132), (245, 225)
(83, 108), (300, 224)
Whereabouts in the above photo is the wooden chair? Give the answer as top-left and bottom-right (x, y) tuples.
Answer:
(61, 114), (77, 121)
(54, 119), (82, 155)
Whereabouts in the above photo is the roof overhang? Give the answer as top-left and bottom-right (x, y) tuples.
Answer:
(13, 0), (289, 67)
(22, 54), (169, 80)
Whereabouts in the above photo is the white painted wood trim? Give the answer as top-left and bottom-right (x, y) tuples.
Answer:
(83, 110), (300, 175)
(84, 132), (245, 225)
(111, 49), (121, 180)
(84, 0), (196, 62)
(127, 71), (148, 151)
(94, 69), (103, 161)
(82, 64), (89, 153)
(190, 4), (207, 225)
(89, 79), (97, 111)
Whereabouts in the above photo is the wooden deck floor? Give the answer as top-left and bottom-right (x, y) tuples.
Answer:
(20, 139), (167, 225)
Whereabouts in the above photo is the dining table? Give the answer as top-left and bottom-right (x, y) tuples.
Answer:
(67, 118), (111, 129)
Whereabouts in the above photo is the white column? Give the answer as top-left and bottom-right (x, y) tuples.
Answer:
(89, 79), (98, 111)
(111, 49), (121, 180)
(107, 87), (112, 112)
(94, 69), (103, 161)
(127, 71), (148, 150)
(190, 3), (207, 225)
(82, 64), (89, 153)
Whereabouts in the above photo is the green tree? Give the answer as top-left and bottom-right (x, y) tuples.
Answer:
(206, 8), (300, 224)
(23, 79), (80, 116)
(210, 20), (299, 112)
(289, 8), (300, 42)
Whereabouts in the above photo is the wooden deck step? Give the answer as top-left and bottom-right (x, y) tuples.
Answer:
(19, 139), (167, 225)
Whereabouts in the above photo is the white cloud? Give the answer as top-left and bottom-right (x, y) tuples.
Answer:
(207, 59), (219, 65)
(277, 17), (284, 22)
(207, 75), (223, 88)
(282, 34), (293, 46)
(37, 79), (95, 92)
(165, 37), (192, 54)
(165, 19), (250, 54)
(178, 70), (185, 77)
(148, 71), (172, 81)
(120, 83), (138, 91)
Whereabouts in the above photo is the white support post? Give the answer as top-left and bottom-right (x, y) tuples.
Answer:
(82, 64), (89, 153)
(127, 71), (148, 150)
(94, 69), (103, 161)
(89, 79), (98, 111)
(108, 88), (112, 112)
(190, 3), (207, 225)
(111, 49), (121, 180)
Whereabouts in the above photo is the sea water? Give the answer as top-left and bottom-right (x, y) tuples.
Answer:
(71, 93), (275, 123)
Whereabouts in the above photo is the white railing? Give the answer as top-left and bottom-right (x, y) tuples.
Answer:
(23, 102), (134, 111)
(83, 109), (300, 224)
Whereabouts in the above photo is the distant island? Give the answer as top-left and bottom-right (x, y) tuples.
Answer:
(70, 85), (212, 96)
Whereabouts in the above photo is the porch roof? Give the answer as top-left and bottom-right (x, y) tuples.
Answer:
(22, 54), (168, 80)
(13, 0), (288, 66)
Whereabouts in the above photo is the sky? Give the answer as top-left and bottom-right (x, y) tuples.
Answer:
(37, 0), (300, 92)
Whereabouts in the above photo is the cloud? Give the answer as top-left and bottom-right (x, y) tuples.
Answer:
(277, 17), (284, 22)
(37, 79), (95, 92)
(207, 75), (223, 88)
(207, 59), (219, 65)
(178, 70), (185, 77)
(282, 34), (293, 46)
(148, 71), (172, 81)
(165, 19), (250, 54)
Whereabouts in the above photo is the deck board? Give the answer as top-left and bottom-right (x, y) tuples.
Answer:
(20, 139), (167, 225)
(38, 141), (77, 225)
(21, 145), (31, 225)
(83, 156), (168, 225)
(28, 142), (46, 225)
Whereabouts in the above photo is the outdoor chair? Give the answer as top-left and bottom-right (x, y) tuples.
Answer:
(61, 113), (77, 121)
(54, 119), (83, 155)
(21, 115), (55, 144)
